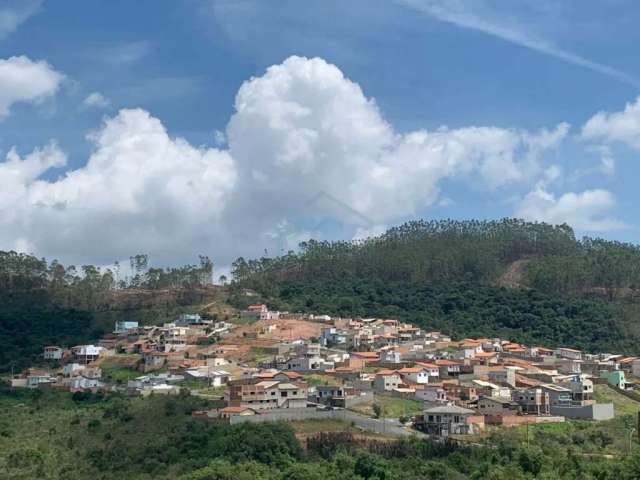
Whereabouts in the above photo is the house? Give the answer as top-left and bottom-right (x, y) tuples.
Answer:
(381, 350), (402, 364)
(559, 375), (594, 404)
(227, 380), (308, 410)
(556, 348), (583, 361)
(416, 385), (448, 405)
(373, 370), (402, 392)
(320, 327), (350, 347)
(513, 388), (551, 415)
(67, 376), (102, 391)
(71, 345), (104, 363)
(43, 346), (63, 361)
(241, 304), (269, 321)
(144, 351), (170, 370)
(435, 359), (462, 378)
(219, 406), (258, 419)
(114, 321), (139, 333)
(556, 358), (582, 375)
(540, 384), (573, 407)
(487, 366), (517, 387)
(174, 314), (205, 326)
(14, 369), (55, 388)
(397, 367), (431, 384)
(477, 396), (519, 416)
(600, 370), (626, 389)
(184, 368), (230, 387)
(414, 362), (441, 380)
(421, 405), (478, 436)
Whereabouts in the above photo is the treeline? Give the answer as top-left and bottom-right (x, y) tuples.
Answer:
(0, 251), (215, 309)
(231, 218), (640, 298)
(232, 219), (578, 287)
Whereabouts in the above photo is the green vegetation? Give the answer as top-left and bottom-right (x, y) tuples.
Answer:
(352, 395), (423, 419)
(0, 250), (224, 372)
(230, 218), (640, 353)
(594, 385), (640, 417)
(5, 384), (640, 479)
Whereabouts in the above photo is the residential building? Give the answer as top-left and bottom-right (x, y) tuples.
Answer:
(43, 346), (63, 361)
(227, 380), (308, 410)
(71, 345), (104, 363)
(421, 405), (477, 436)
(477, 396), (519, 416)
(600, 370), (626, 389)
(513, 388), (551, 415)
(373, 371), (402, 392)
(114, 321), (139, 333)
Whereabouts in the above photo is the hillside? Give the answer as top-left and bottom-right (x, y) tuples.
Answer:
(0, 251), (232, 373)
(231, 218), (640, 354)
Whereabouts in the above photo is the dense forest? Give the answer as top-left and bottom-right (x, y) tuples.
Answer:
(231, 218), (640, 353)
(2, 387), (640, 479)
(0, 251), (218, 372)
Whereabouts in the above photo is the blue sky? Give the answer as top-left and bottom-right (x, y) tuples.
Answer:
(1, 0), (640, 269)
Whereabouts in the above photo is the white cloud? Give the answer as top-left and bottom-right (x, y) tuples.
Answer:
(227, 56), (565, 225)
(582, 97), (640, 150)
(0, 55), (64, 120)
(83, 92), (110, 109)
(0, 109), (236, 263)
(0, 0), (42, 39)
(398, 0), (640, 87)
(0, 56), (583, 265)
(515, 186), (624, 232)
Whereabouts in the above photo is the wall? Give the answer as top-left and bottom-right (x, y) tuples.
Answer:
(550, 403), (614, 420)
(229, 408), (417, 437)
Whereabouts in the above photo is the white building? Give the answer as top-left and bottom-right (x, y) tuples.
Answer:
(43, 346), (63, 361)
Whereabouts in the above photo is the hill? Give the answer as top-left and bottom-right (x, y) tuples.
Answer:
(230, 218), (640, 354)
(0, 251), (230, 373)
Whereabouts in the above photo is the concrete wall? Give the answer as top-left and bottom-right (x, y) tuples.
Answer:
(229, 408), (417, 437)
(550, 403), (614, 420)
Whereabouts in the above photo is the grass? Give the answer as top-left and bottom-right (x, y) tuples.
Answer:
(594, 384), (640, 417)
(100, 358), (142, 384)
(303, 373), (342, 387)
(350, 394), (422, 418)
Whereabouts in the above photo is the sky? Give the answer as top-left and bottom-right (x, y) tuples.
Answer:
(1, 0), (640, 273)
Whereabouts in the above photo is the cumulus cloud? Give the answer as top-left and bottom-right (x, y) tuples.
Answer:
(0, 56), (581, 265)
(227, 56), (566, 224)
(0, 109), (236, 263)
(515, 186), (624, 232)
(83, 92), (110, 109)
(0, 55), (64, 119)
(582, 97), (640, 150)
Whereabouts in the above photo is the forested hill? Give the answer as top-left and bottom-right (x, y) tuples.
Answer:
(0, 252), (220, 372)
(230, 218), (640, 354)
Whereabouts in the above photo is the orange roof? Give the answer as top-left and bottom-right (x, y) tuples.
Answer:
(475, 352), (496, 358)
(415, 361), (439, 368)
(221, 406), (254, 413)
(352, 352), (379, 359)
(435, 359), (460, 366)
(397, 367), (424, 374)
(619, 357), (638, 364)
(375, 369), (399, 376)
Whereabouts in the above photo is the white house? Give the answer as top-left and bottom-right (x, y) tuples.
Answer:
(397, 367), (431, 384)
(43, 346), (63, 361)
